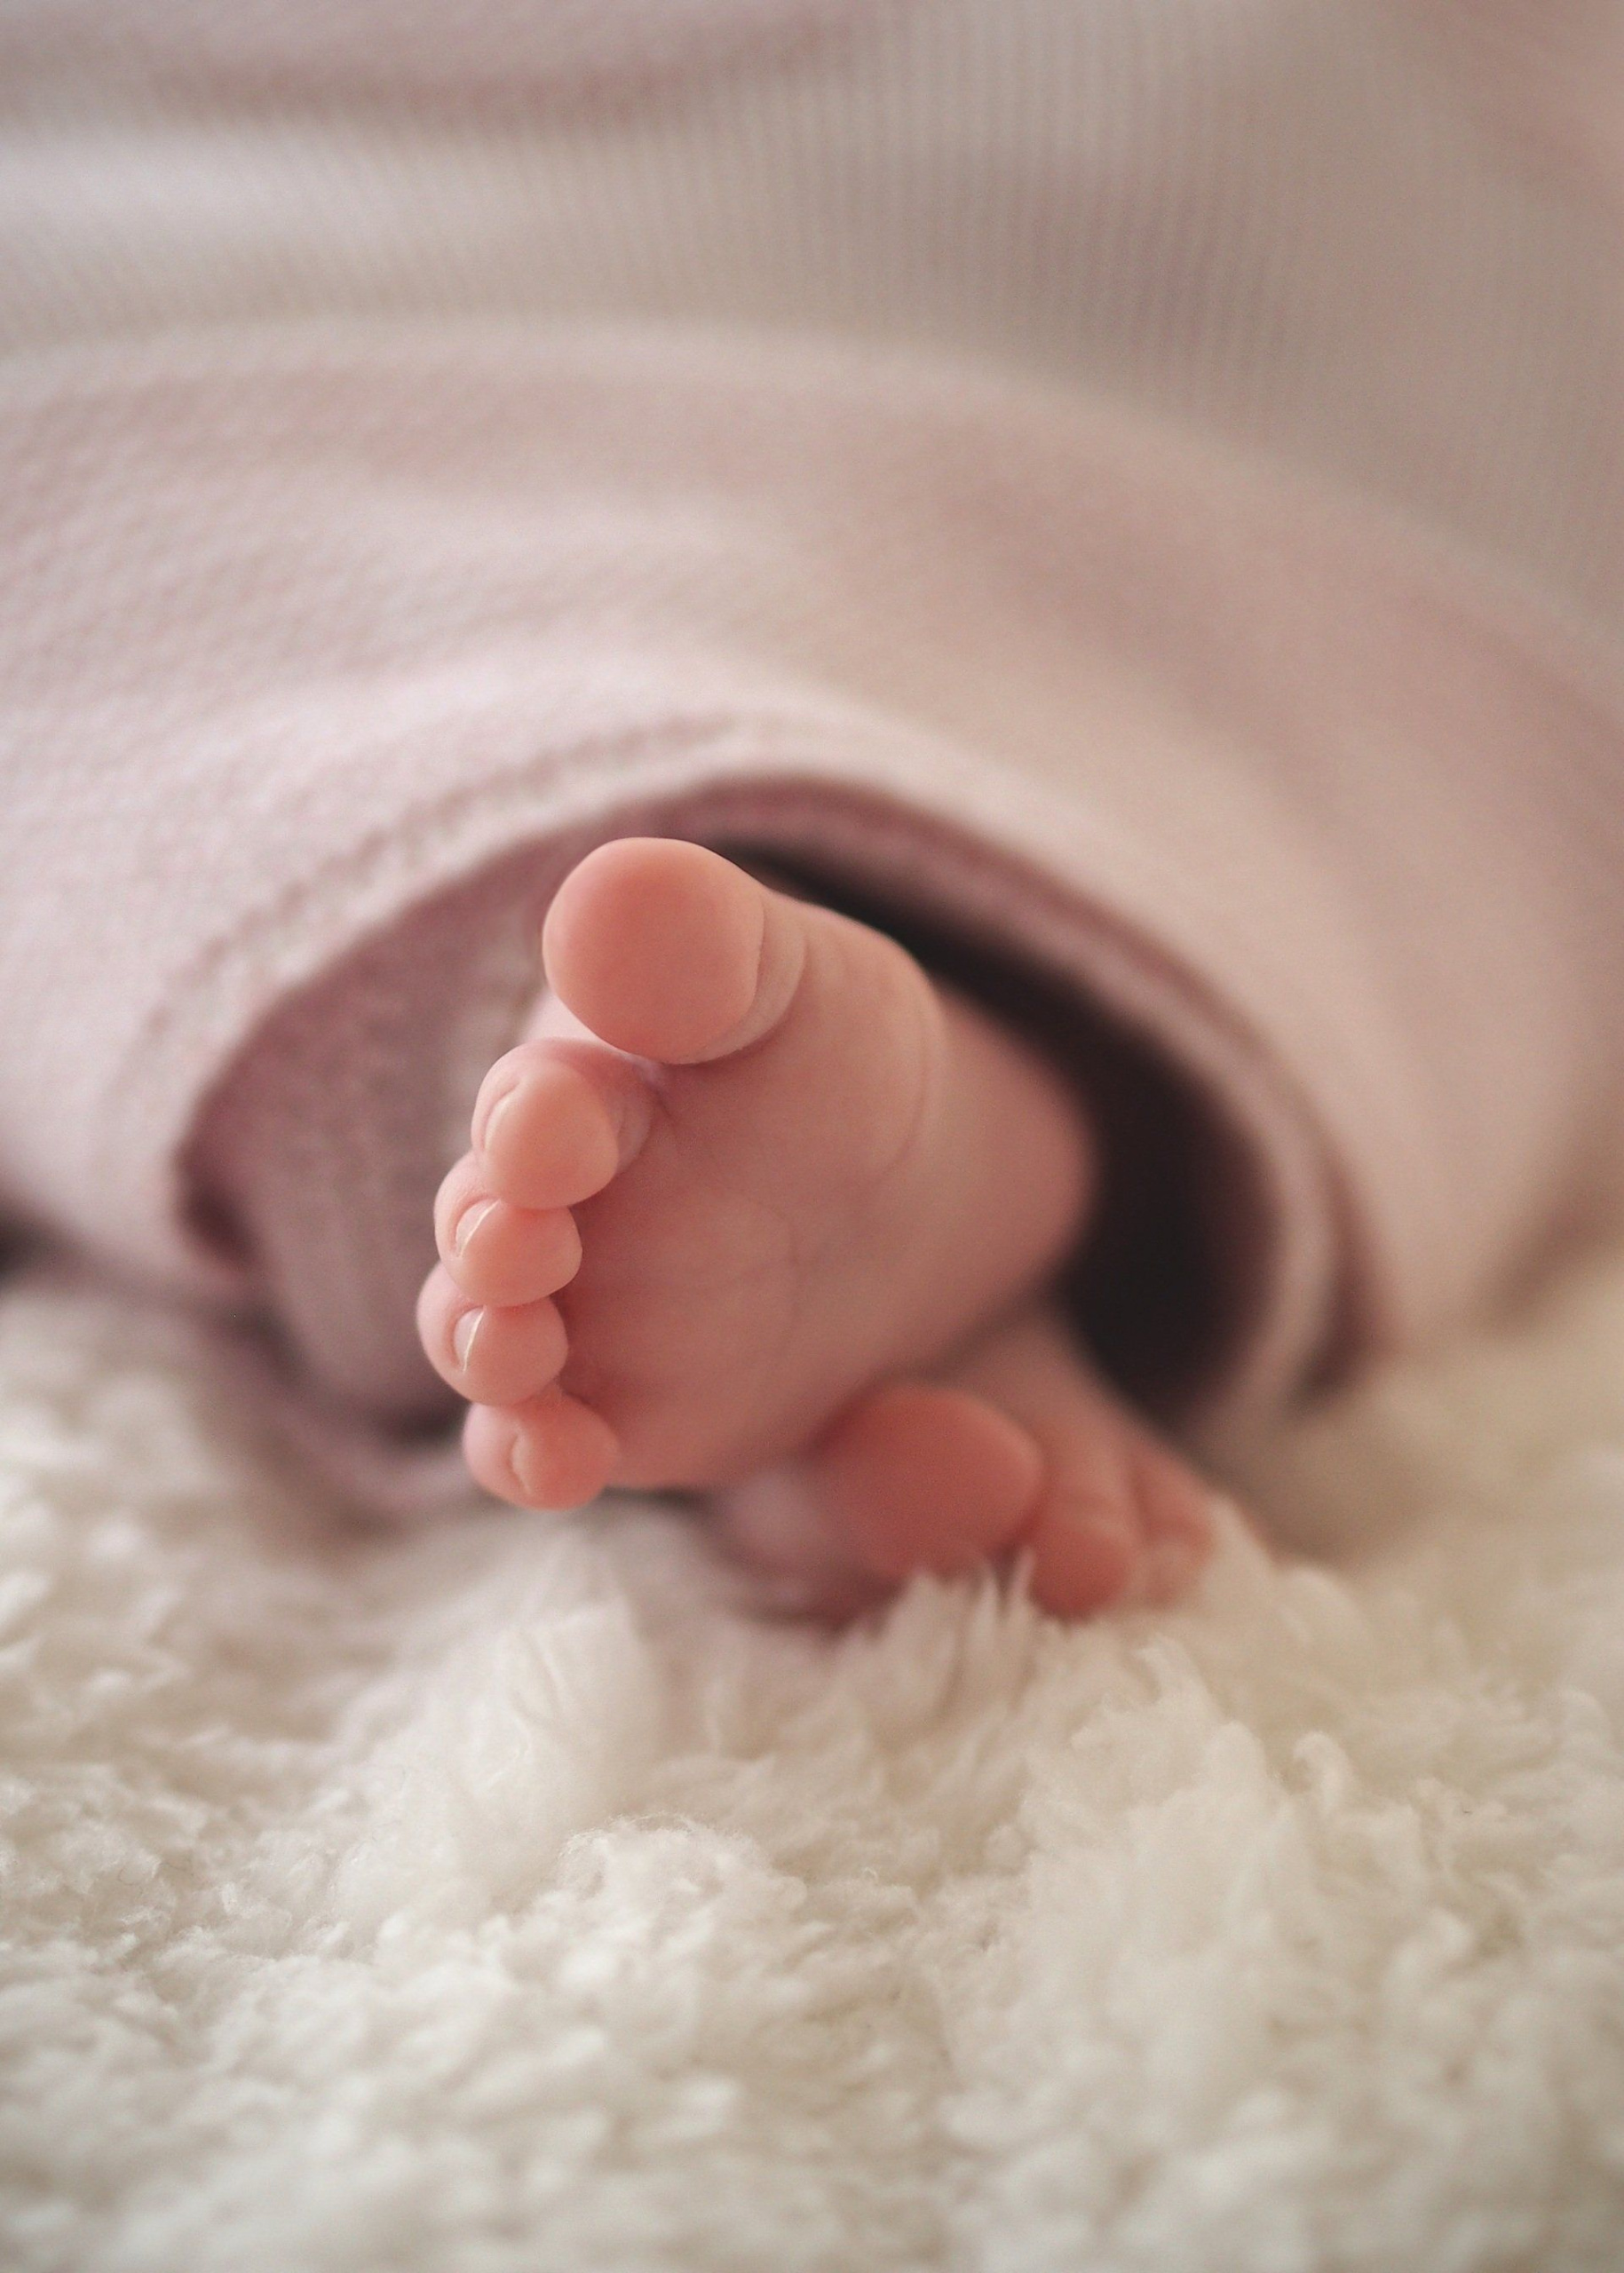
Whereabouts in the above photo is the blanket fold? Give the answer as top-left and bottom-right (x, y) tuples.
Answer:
(5, 330), (1622, 1447)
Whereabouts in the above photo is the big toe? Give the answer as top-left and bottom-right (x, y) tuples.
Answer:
(813, 1383), (1045, 1581)
(542, 838), (804, 1064)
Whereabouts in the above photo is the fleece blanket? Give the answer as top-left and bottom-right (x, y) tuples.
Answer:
(3, 1256), (1624, 2273)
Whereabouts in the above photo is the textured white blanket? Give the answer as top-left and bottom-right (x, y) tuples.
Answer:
(4, 1262), (1624, 2273)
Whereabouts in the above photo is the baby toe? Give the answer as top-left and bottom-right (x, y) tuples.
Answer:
(1026, 1433), (1212, 1618)
(434, 1163), (582, 1306)
(416, 1265), (568, 1405)
(464, 1391), (620, 1511)
(1026, 1485), (1146, 1620)
(1127, 1438), (1217, 1603)
(472, 1041), (649, 1211)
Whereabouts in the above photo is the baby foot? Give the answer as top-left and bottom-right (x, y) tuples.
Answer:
(719, 1303), (1216, 1620)
(417, 838), (1094, 1507)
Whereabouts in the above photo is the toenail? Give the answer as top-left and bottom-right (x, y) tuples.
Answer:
(476, 1081), (520, 1155)
(452, 1198), (497, 1257)
(506, 1423), (536, 1499)
(451, 1308), (485, 1371)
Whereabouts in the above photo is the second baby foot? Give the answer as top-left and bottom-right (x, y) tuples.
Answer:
(717, 1303), (1218, 1620)
(417, 838), (1094, 1506)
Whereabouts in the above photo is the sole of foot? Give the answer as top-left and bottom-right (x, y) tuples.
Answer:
(416, 837), (1210, 1618)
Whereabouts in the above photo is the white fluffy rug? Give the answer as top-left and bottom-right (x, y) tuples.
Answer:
(5, 1259), (1624, 2273)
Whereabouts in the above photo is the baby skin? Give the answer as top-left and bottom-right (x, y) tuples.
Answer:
(416, 839), (1214, 1617)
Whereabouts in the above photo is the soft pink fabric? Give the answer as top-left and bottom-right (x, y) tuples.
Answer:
(4, 2), (1624, 1459)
